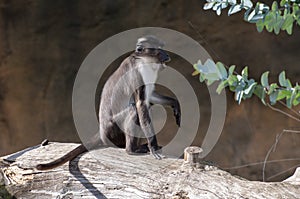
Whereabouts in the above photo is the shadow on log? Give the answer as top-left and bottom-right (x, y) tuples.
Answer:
(0, 142), (299, 198)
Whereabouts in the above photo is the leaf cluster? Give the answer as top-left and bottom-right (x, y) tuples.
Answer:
(193, 59), (300, 108)
(204, 0), (300, 35)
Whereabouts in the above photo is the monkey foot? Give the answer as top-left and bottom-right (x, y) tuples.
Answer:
(149, 146), (165, 160)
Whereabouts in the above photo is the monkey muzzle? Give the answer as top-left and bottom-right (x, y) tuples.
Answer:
(158, 49), (171, 63)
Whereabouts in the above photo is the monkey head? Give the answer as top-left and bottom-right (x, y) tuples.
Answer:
(135, 35), (171, 63)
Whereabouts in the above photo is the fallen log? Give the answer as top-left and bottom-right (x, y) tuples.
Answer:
(0, 142), (299, 198)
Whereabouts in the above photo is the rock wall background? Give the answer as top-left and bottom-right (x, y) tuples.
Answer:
(0, 0), (299, 181)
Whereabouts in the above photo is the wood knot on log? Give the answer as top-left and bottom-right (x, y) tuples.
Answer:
(184, 146), (203, 164)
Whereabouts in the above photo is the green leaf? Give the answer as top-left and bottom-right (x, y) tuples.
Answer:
(280, 0), (288, 7)
(196, 59), (219, 82)
(247, 2), (264, 23)
(241, 66), (248, 78)
(286, 96), (292, 108)
(247, 9), (257, 21)
(204, 2), (215, 10)
(216, 5), (222, 15)
(272, 1), (278, 11)
(286, 21), (293, 35)
(198, 59), (222, 84)
(269, 90), (279, 105)
(261, 71), (269, 88)
(229, 65), (236, 75)
(297, 18), (300, 26)
(293, 98), (300, 106)
(199, 73), (205, 82)
(244, 9), (251, 21)
(293, 92), (300, 106)
(257, 2), (270, 13)
(207, 78), (216, 86)
(244, 81), (257, 97)
(281, 14), (294, 30)
(244, 8), (252, 21)
(216, 62), (228, 80)
(279, 71), (286, 87)
(264, 11), (274, 25)
(228, 5), (242, 15)
(192, 70), (199, 76)
(248, 12), (264, 23)
(276, 91), (286, 100)
(193, 63), (199, 71)
(228, 74), (238, 85)
(228, 0), (237, 4)
(290, 88), (297, 105)
(242, 0), (253, 9)
(286, 79), (292, 89)
(245, 81), (257, 93)
(277, 90), (292, 101)
(293, 3), (300, 13)
(193, 61), (202, 72)
(216, 80), (228, 94)
(235, 75), (247, 93)
(266, 23), (274, 32)
(274, 25), (280, 35)
(256, 19), (265, 32)
(205, 73), (221, 82)
(268, 83), (279, 94)
(254, 85), (266, 105)
(265, 11), (276, 32)
(274, 15), (283, 35)
(235, 90), (244, 104)
(282, 13), (294, 35)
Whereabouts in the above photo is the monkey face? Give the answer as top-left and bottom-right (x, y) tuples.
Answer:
(136, 35), (170, 63)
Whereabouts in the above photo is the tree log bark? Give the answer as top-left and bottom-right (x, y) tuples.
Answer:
(0, 142), (299, 199)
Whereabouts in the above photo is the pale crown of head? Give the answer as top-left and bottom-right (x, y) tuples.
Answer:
(136, 35), (165, 50)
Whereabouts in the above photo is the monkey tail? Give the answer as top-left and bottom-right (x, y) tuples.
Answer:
(36, 144), (87, 170)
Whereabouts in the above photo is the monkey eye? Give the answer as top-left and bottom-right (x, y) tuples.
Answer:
(136, 46), (144, 53)
(145, 48), (159, 55)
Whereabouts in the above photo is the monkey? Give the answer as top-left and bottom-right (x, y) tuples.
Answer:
(36, 35), (181, 170)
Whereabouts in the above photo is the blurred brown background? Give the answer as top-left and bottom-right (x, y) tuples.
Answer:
(0, 0), (299, 181)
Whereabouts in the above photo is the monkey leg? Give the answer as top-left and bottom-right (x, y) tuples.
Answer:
(137, 143), (162, 153)
(125, 136), (162, 155)
(134, 101), (164, 159)
(100, 118), (126, 148)
(123, 105), (162, 155)
(123, 106), (147, 154)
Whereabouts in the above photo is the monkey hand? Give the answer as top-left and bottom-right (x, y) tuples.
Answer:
(172, 101), (181, 127)
(150, 146), (164, 160)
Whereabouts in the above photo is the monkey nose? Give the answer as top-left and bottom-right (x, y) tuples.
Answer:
(160, 55), (171, 63)
(159, 49), (171, 63)
(163, 56), (171, 63)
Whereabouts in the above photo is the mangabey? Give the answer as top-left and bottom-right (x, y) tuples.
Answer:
(36, 35), (181, 170)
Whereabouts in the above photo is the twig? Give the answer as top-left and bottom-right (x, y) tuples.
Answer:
(278, 100), (300, 117)
(263, 129), (300, 182)
(282, 129), (300, 134)
(223, 158), (300, 170)
(267, 164), (300, 181)
(263, 133), (282, 182)
(187, 21), (220, 61)
(267, 103), (300, 122)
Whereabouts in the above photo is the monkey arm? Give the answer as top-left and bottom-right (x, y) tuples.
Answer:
(135, 101), (162, 159)
(134, 88), (162, 159)
(149, 92), (181, 127)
